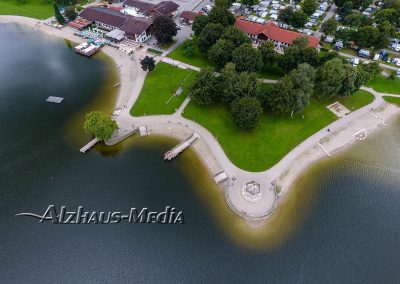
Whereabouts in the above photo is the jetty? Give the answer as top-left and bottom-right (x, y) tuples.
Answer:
(164, 133), (200, 161)
(80, 138), (99, 153)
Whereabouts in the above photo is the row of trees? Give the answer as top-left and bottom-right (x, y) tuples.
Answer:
(188, 50), (380, 130)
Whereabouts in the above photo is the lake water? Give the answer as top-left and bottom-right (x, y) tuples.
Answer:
(0, 24), (399, 283)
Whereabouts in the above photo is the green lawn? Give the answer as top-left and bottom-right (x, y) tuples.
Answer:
(168, 38), (211, 69)
(130, 63), (196, 116)
(366, 75), (400, 95)
(0, 0), (53, 19)
(383, 96), (400, 106)
(183, 89), (374, 171)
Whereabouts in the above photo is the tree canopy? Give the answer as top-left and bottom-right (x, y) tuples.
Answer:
(197, 22), (225, 52)
(153, 16), (177, 45)
(84, 111), (117, 141)
(207, 39), (235, 69)
(232, 44), (263, 73)
(140, 56), (155, 72)
(231, 97), (263, 131)
(192, 14), (209, 36)
(189, 67), (220, 105)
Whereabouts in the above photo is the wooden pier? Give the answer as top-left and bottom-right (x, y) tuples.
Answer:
(164, 133), (200, 161)
(80, 138), (99, 153)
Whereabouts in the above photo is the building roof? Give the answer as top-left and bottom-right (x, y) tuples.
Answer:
(179, 11), (199, 21)
(151, 1), (179, 16)
(79, 7), (127, 28)
(79, 7), (152, 36)
(120, 17), (152, 36)
(124, 0), (179, 17)
(123, 0), (156, 12)
(235, 17), (319, 47)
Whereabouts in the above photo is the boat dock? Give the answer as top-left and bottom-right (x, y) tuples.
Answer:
(164, 133), (200, 161)
(74, 42), (102, 57)
(80, 138), (99, 153)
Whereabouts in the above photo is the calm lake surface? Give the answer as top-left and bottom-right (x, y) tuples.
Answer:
(0, 24), (399, 283)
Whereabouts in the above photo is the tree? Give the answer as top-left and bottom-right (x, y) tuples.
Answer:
(267, 63), (315, 114)
(319, 51), (340, 65)
(315, 59), (347, 97)
(153, 16), (177, 45)
(383, 0), (400, 10)
(335, 27), (355, 44)
(208, 39), (235, 69)
(360, 62), (381, 78)
(197, 22), (225, 52)
(207, 6), (236, 27)
(321, 18), (338, 35)
(232, 44), (263, 73)
(375, 8), (400, 28)
(84, 111), (117, 141)
(64, 6), (77, 21)
(221, 26), (251, 48)
(220, 64), (262, 102)
(140, 56), (155, 72)
(192, 14), (209, 36)
(356, 25), (379, 48)
(279, 43), (319, 72)
(343, 13), (364, 27)
(189, 67), (220, 105)
(259, 41), (277, 67)
(231, 97), (263, 131)
(290, 10), (308, 28)
(181, 39), (195, 57)
(338, 2), (353, 18)
(54, 3), (65, 25)
(377, 21), (396, 48)
(302, 0), (318, 16)
(215, 0), (232, 9)
(278, 6), (294, 24)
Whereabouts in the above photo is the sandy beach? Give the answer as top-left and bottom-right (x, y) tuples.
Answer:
(2, 15), (400, 222)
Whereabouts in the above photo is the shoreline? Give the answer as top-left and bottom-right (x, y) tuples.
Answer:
(2, 16), (400, 223)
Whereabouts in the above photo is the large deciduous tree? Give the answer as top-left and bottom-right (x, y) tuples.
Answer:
(197, 22), (225, 52)
(140, 56), (155, 72)
(153, 16), (177, 45)
(232, 44), (263, 73)
(192, 14), (209, 36)
(207, 6), (236, 27)
(207, 39), (235, 69)
(302, 0), (318, 16)
(220, 64), (262, 103)
(321, 18), (338, 35)
(220, 26), (251, 48)
(315, 59), (347, 97)
(259, 41), (278, 67)
(279, 38), (319, 72)
(189, 67), (220, 105)
(231, 97), (263, 131)
(84, 111), (117, 141)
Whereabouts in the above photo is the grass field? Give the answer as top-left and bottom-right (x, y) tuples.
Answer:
(167, 38), (211, 69)
(130, 63), (196, 116)
(366, 75), (400, 95)
(0, 0), (53, 19)
(383, 96), (400, 106)
(183, 89), (374, 171)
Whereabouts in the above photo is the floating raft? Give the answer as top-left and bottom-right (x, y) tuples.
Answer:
(46, 96), (64, 103)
